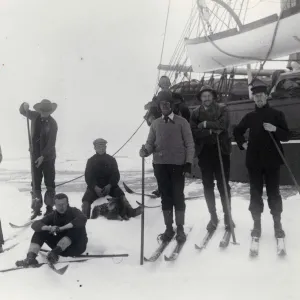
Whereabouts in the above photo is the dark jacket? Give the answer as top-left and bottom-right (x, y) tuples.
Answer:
(190, 102), (231, 156)
(233, 103), (290, 169)
(19, 103), (58, 161)
(144, 92), (190, 125)
(85, 153), (120, 190)
(32, 206), (87, 241)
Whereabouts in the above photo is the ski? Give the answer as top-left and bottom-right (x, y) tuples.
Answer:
(276, 238), (286, 257)
(144, 240), (172, 262)
(164, 227), (192, 261)
(123, 182), (157, 198)
(195, 230), (216, 251)
(0, 259), (88, 274)
(9, 221), (34, 229)
(39, 249), (129, 258)
(249, 237), (260, 257)
(124, 182), (199, 201)
(136, 201), (161, 208)
(47, 262), (69, 275)
(1, 243), (19, 253)
(219, 230), (231, 248)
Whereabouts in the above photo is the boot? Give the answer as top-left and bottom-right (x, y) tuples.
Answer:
(16, 252), (39, 267)
(44, 188), (55, 210)
(224, 213), (235, 231)
(158, 211), (175, 242)
(44, 206), (53, 216)
(82, 201), (91, 219)
(206, 212), (219, 233)
(47, 246), (63, 264)
(175, 210), (186, 244)
(0, 245), (3, 253)
(152, 189), (161, 198)
(251, 213), (261, 238)
(133, 205), (142, 217)
(31, 190), (43, 219)
(273, 215), (285, 238)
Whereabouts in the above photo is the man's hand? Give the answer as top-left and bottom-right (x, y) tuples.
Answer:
(49, 226), (60, 235)
(183, 162), (192, 175)
(101, 184), (111, 197)
(139, 145), (149, 158)
(263, 123), (276, 132)
(23, 102), (30, 111)
(197, 122), (205, 129)
(94, 186), (103, 197)
(35, 156), (44, 168)
(242, 142), (248, 150)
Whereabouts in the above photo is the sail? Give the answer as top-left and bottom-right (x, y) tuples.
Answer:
(185, 6), (300, 73)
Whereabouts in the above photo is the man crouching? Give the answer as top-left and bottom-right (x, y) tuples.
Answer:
(16, 193), (88, 267)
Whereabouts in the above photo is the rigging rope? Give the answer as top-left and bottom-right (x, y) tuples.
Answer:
(155, 0), (172, 93)
(54, 119), (146, 188)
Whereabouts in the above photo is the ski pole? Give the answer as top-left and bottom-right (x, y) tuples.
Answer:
(0, 220), (4, 253)
(140, 155), (145, 265)
(216, 134), (238, 244)
(268, 132), (300, 193)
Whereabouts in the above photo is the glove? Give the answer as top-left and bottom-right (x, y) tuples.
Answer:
(49, 226), (60, 235)
(263, 122), (276, 132)
(211, 129), (223, 135)
(139, 145), (149, 157)
(183, 163), (192, 174)
(197, 122), (205, 129)
(101, 184), (111, 197)
(94, 186), (103, 197)
(23, 102), (30, 111)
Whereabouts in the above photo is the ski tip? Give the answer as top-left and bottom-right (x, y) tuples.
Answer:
(195, 244), (203, 250)
(56, 264), (69, 275)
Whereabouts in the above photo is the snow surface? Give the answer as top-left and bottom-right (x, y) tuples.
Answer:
(1, 165), (300, 300)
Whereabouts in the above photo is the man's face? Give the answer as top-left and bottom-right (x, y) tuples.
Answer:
(201, 91), (214, 107)
(159, 101), (173, 116)
(94, 143), (107, 155)
(55, 198), (68, 214)
(159, 77), (171, 91)
(40, 111), (51, 118)
(253, 92), (267, 108)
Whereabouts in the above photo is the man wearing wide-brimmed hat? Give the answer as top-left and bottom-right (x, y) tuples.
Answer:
(190, 85), (234, 233)
(20, 99), (58, 217)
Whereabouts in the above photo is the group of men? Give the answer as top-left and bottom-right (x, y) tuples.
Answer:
(12, 75), (290, 266)
(16, 101), (141, 267)
(140, 76), (289, 244)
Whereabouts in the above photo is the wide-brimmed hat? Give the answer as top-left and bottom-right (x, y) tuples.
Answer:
(196, 85), (218, 100)
(33, 99), (57, 114)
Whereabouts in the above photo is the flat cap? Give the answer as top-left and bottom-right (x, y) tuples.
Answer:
(251, 84), (268, 95)
(93, 138), (107, 145)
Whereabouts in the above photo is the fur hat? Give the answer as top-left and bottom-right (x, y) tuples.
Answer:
(196, 85), (218, 100)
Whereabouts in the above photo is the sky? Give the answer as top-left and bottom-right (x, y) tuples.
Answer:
(0, 0), (282, 160)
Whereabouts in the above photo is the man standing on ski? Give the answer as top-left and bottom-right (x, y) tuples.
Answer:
(233, 84), (290, 239)
(81, 138), (129, 219)
(190, 86), (233, 233)
(139, 90), (194, 244)
(16, 193), (88, 267)
(144, 75), (191, 198)
(19, 100), (58, 217)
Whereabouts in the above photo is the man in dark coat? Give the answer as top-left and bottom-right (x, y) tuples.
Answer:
(91, 197), (142, 221)
(144, 76), (191, 198)
(140, 91), (195, 244)
(233, 84), (290, 238)
(190, 85), (233, 232)
(20, 100), (58, 217)
(81, 138), (126, 219)
(16, 193), (88, 267)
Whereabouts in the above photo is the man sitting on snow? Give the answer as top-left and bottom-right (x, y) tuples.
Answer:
(91, 197), (142, 221)
(16, 193), (88, 267)
(81, 138), (128, 219)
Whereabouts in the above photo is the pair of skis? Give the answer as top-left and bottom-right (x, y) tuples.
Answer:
(144, 227), (192, 262)
(249, 237), (286, 257)
(195, 228), (232, 251)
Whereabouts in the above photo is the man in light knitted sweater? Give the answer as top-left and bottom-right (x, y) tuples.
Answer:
(140, 91), (195, 244)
